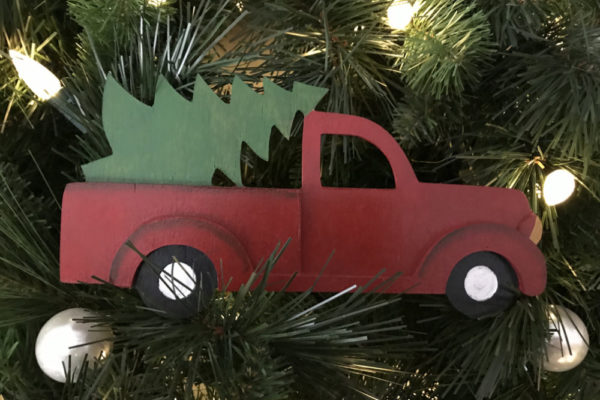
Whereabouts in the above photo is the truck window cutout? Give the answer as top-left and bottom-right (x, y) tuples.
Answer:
(320, 134), (395, 188)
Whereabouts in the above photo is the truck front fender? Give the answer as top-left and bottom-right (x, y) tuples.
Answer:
(416, 224), (546, 296)
(110, 216), (253, 289)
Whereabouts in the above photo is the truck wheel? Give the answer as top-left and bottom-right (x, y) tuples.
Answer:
(134, 245), (217, 319)
(446, 252), (518, 318)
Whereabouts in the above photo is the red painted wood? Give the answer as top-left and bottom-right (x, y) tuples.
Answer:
(109, 217), (254, 288)
(417, 223), (546, 295)
(60, 110), (546, 296)
(60, 184), (301, 287)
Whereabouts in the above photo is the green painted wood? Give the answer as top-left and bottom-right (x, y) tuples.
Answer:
(82, 75), (328, 186)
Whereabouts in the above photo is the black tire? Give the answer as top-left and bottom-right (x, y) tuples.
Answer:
(446, 252), (518, 319)
(134, 245), (218, 319)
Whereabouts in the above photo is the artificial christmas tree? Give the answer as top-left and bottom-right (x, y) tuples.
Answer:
(1, 0), (599, 399)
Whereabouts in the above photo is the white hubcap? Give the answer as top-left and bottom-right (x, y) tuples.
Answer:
(158, 262), (197, 300)
(464, 265), (498, 302)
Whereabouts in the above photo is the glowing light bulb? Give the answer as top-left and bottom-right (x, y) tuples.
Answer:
(148, 0), (168, 6)
(387, 0), (420, 30)
(9, 50), (62, 100)
(543, 169), (576, 206)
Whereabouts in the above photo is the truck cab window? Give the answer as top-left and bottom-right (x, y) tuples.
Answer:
(320, 134), (395, 188)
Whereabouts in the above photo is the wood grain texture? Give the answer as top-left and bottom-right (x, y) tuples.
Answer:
(82, 75), (328, 185)
(62, 111), (546, 302)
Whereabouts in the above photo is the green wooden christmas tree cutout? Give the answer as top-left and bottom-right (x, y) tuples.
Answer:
(82, 75), (328, 186)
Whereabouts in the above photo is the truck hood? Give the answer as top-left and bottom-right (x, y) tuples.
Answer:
(415, 182), (535, 237)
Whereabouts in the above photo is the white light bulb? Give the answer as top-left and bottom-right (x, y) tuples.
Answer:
(387, 0), (420, 30)
(9, 50), (62, 101)
(148, 0), (168, 6)
(543, 169), (576, 206)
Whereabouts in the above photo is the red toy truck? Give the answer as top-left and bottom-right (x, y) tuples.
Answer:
(60, 111), (546, 318)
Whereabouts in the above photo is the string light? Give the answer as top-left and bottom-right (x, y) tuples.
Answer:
(148, 0), (168, 6)
(9, 50), (62, 100)
(387, 0), (421, 31)
(543, 169), (576, 206)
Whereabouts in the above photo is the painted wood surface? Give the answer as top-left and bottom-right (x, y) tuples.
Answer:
(82, 76), (328, 186)
(61, 111), (547, 302)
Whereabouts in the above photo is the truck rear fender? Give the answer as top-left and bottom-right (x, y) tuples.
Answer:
(416, 224), (546, 296)
(110, 216), (253, 289)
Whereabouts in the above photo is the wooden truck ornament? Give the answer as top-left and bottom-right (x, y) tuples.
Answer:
(60, 76), (546, 319)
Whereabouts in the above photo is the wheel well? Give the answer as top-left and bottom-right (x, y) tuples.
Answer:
(417, 223), (546, 296)
(109, 217), (253, 288)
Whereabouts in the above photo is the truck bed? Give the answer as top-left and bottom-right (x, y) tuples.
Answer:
(60, 182), (302, 288)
